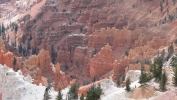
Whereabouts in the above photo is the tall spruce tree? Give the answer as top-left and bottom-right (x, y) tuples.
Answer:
(159, 71), (167, 91)
(68, 83), (78, 100)
(125, 77), (131, 91)
(18, 43), (23, 53)
(0, 25), (2, 36)
(117, 76), (121, 86)
(13, 57), (16, 66)
(44, 79), (52, 100)
(167, 45), (174, 60)
(43, 86), (51, 100)
(86, 84), (102, 100)
(173, 65), (177, 86)
(139, 65), (145, 84)
(152, 54), (163, 80)
(80, 93), (84, 100)
(56, 88), (63, 100)
(2, 24), (5, 33)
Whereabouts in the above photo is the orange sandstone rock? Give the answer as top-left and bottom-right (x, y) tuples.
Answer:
(89, 44), (113, 79)
(0, 50), (14, 68)
(25, 49), (54, 78)
(53, 63), (71, 90)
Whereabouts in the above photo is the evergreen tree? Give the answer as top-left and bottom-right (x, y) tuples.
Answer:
(7, 34), (9, 42)
(13, 57), (16, 66)
(18, 43), (23, 53)
(139, 65), (145, 84)
(27, 39), (31, 50)
(56, 88), (63, 100)
(167, 45), (174, 60)
(14, 24), (18, 33)
(159, 71), (167, 91)
(29, 34), (32, 41)
(173, 65), (177, 86)
(80, 93), (84, 100)
(43, 86), (51, 100)
(0, 25), (1, 36)
(152, 55), (163, 80)
(117, 76), (121, 86)
(160, 2), (163, 12)
(2, 32), (6, 41)
(68, 83), (78, 100)
(51, 45), (56, 64)
(125, 78), (131, 91)
(1, 24), (5, 41)
(86, 84), (102, 100)
(2, 24), (5, 33)
(44, 79), (52, 100)
(32, 47), (37, 55)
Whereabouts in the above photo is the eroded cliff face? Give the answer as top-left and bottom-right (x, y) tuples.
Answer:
(53, 63), (71, 90)
(0, 38), (14, 68)
(25, 49), (54, 78)
(0, 51), (14, 68)
(89, 44), (113, 80)
(17, 49), (71, 89)
(2, 1), (177, 100)
(2, 0), (177, 91)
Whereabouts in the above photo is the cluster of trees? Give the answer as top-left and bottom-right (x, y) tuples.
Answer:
(167, 45), (174, 60)
(0, 24), (6, 41)
(17, 34), (37, 57)
(125, 48), (173, 91)
(51, 45), (57, 64)
(139, 65), (153, 84)
(44, 83), (102, 100)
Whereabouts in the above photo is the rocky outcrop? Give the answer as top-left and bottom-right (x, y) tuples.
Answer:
(112, 45), (157, 81)
(19, 49), (72, 89)
(112, 60), (121, 81)
(88, 28), (141, 50)
(125, 64), (150, 74)
(89, 44), (113, 79)
(25, 49), (54, 78)
(53, 63), (71, 90)
(11, 0), (177, 88)
(0, 50), (14, 68)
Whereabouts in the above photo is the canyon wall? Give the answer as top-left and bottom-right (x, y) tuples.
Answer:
(89, 44), (113, 80)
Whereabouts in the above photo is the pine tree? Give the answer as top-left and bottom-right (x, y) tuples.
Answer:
(43, 86), (51, 100)
(29, 34), (32, 41)
(13, 57), (16, 66)
(80, 93), (84, 100)
(159, 71), (167, 91)
(14, 38), (16, 47)
(2, 24), (5, 33)
(139, 65), (145, 84)
(14, 24), (18, 33)
(125, 77), (131, 91)
(173, 65), (177, 86)
(68, 83), (78, 100)
(152, 55), (163, 80)
(86, 84), (102, 100)
(56, 88), (63, 100)
(51, 45), (56, 64)
(7, 34), (9, 42)
(160, 2), (163, 12)
(167, 45), (174, 60)
(2, 32), (6, 41)
(0, 25), (1, 36)
(18, 43), (23, 53)
(117, 76), (121, 86)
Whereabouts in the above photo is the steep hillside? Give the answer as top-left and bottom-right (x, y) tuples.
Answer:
(1, 0), (177, 99)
